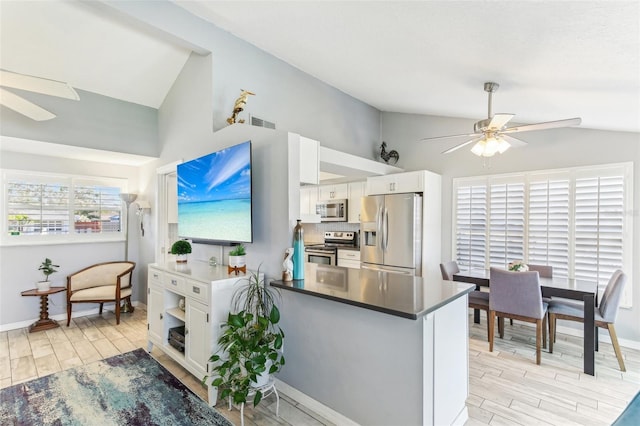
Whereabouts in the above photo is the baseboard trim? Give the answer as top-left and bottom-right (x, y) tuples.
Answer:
(0, 301), (143, 332)
(274, 379), (360, 426)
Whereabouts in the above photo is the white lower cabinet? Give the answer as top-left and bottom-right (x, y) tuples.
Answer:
(147, 262), (260, 406)
(337, 249), (361, 269)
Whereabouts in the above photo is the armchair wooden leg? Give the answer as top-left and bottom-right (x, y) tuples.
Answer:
(99, 303), (104, 315)
(115, 300), (121, 325)
(67, 303), (72, 327)
(536, 319), (542, 365)
(489, 311), (496, 352)
(607, 324), (626, 372)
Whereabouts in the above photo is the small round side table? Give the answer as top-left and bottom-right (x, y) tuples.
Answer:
(20, 286), (66, 333)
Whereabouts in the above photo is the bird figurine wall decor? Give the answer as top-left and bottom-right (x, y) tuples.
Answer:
(226, 89), (255, 125)
(379, 141), (399, 165)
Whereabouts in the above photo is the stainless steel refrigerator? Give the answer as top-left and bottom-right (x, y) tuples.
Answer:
(360, 193), (422, 276)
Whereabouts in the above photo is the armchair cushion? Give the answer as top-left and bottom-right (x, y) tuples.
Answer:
(70, 285), (132, 302)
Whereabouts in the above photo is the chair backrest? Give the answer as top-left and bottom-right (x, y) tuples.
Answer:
(527, 264), (553, 278)
(440, 261), (460, 280)
(489, 267), (545, 319)
(68, 261), (136, 292)
(599, 270), (626, 323)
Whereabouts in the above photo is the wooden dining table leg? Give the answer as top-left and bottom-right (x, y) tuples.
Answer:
(583, 294), (595, 376)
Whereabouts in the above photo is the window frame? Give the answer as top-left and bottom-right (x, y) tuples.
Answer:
(1, 169), (128, 246)
(452, 162), (633, 308)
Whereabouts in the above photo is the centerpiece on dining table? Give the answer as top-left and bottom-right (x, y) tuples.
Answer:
(508, 260), (529, 272)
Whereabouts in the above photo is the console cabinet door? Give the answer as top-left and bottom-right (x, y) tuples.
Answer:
(148, 284), (165, 344)
(185, 298), (210, 373)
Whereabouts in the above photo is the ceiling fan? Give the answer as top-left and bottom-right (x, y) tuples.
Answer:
(0, 69), (79, 121)
(421, 82), (581, 157)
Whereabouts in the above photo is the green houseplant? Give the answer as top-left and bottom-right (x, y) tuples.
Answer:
(37, 258), (59, 291)
(228, 243), (246, 267)
(170, 240), (192, 263)
(205, 266), (285, 407)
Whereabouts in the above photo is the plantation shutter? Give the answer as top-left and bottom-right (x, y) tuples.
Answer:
(455, 183), (487, 270)
(489, 181), (525, 268)
(528, 177), (570, 277)
(7, 179), (70, 235)
(574, 175), (625, 288)
(73, 181), (123, 234)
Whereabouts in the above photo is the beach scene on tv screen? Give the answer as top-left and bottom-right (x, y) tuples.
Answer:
(177, 141), (251, 242)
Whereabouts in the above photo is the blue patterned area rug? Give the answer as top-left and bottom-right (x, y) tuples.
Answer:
(0, 348), (231, 426)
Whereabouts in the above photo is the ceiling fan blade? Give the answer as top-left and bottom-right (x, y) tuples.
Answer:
(0, 88), (56, 121)
(0, 69), (79, 100)
(421, 132), (480, 141)
(500, 134), (528, 148)
(442, 136), (483, 154)
(488, 113), (515, 130)
(502, 117), (582, 134)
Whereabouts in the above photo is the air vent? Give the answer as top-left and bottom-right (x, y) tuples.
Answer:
(250, 115), (276, 129)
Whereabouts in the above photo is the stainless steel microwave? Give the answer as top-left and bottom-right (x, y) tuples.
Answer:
(315, 199), (348, 222)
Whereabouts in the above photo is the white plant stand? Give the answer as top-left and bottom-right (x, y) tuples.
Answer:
(228, 378), (280, 426)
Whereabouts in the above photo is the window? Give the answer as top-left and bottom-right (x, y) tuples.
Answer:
(453, 163), (632, 307)
(2, 170), (127, 244)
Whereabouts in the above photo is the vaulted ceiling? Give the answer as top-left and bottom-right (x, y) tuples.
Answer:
(1, 1), (639, 133)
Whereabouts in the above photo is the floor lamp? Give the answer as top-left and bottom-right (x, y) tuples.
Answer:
(120, 193), (137, 313)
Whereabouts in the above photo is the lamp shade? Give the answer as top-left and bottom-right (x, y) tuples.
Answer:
(119, 193), (138, 205)
(471, 136), (511, 157)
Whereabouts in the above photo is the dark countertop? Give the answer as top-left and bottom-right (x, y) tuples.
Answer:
(271, 264), (475, 320)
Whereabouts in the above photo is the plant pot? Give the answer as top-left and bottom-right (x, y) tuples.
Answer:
(228, 255), (246, 267)
(251, 360), (273, 388)
(176, 254), (188, 264)
(36, 281), (51, 292)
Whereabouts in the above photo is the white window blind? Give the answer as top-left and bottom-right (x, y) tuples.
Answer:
(3, 171), (127, 243)
(528, 178), (570, 277)
(489, 182), (525, 268)
(574, 175), (625, 287)
(455, 184), (486, 270)
(452, 163), (632, 307)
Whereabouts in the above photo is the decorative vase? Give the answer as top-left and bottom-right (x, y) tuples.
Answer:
(36, 281), (51, 292)
(229, 255), (246, 267)
(293, 219), (304, 280)
(176, 254), (188, 264)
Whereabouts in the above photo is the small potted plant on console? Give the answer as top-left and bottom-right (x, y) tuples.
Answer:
(205, 265), (285, 409)
(170, 240), (192, 263)
(228, 243), (246, 268)
(37, 258), (59, 292)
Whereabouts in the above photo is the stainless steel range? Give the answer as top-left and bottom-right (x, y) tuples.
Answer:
(305, 231), (358, 266)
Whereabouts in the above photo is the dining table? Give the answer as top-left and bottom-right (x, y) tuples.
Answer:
(453, 268), (598, 376)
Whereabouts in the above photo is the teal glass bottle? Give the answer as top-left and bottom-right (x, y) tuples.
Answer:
(293, 219), (305, 280)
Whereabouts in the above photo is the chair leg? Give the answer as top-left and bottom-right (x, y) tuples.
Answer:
(498, 317), (505, 339)
(485, 310), (491, 342)
(607, 324), (626, 372)
(542, 315), (547, 350)
(536, 319), (542, 365)
(549, 313), (555, 353)
(489, 311), (496, 352)
(509, 319), (513, 326)
(115, 300), (121, 325)
(66, 302), (72, 327)
(99, 303), (104, 315)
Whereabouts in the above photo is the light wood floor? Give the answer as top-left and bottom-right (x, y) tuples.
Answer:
(1, 307), (639, 425)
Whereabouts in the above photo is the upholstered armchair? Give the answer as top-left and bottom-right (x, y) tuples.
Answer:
(488, 267), (548, 365)
(66, 261), (136, 326)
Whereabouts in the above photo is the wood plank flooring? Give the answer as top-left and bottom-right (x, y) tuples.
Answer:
(1, 307), (638, 425)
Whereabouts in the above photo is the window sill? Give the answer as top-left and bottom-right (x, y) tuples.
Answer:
(0, 236), (125, 247)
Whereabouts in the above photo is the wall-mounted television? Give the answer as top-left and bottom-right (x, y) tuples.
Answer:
(177, 140), (253, 244)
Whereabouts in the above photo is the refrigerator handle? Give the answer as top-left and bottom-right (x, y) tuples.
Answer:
(377, 204), (384, 249)
(382, 207), (389, 251)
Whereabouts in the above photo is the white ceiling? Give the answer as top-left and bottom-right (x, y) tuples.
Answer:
(1, 0), (639, 135)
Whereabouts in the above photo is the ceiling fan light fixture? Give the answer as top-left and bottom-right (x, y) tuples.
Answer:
(471, 136), (510, 157)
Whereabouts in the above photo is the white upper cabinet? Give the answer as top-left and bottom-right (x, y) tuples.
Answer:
(348, 181), (366, 223)
(300, 186), (319, 216)
(366, 171), (427, 195)
(299, 136), (319, 185)
(318, 183), (348, 201)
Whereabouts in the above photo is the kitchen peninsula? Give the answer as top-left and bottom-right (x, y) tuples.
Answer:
(271, 263), (475, 426)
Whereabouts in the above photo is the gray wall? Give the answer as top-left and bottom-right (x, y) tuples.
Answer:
(381, 111), (640, 342)
(0, 88), (158, 157)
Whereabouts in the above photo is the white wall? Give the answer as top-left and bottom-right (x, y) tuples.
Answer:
(381, 111), (640, 343)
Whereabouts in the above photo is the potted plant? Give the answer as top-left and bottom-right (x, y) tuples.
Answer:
(170, 240), (192, 263)
(228, 243), (246, 267)
(37, 258), (59, 292)
(206, 266), (285, 408)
